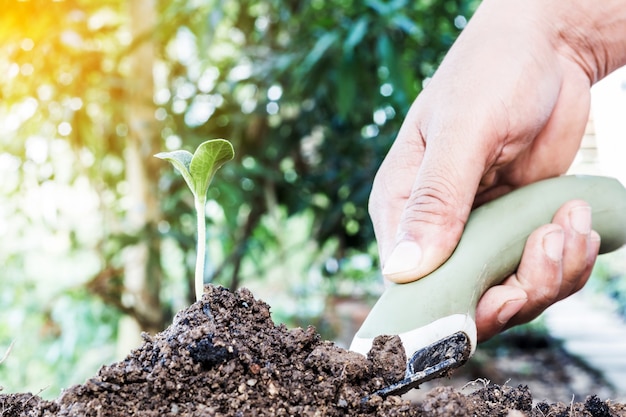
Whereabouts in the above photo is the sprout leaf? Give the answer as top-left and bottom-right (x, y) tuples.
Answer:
(154, 149), (196, 196)
(189, 139), (235, 201)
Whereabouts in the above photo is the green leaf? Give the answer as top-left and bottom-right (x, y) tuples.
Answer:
(391, 14), (423, 39)
(189, 139), (235, 201)
(301, 31), (338, 73)
(337, 57), (357, 120)
(155, 139), (234, 201)
(343, 17), (369, 53)
(154, 149), (196, 197)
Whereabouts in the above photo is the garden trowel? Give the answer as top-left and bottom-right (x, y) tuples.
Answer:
(350, 175), (626, 398)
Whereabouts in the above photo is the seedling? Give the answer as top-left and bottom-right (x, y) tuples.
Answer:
(155, 139), (235, 302)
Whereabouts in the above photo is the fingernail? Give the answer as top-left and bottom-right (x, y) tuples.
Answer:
(569, 205), (591, 235)
(542, 229), (564, 261)
(590, 230), (601, 245)
(497, 298), (527, 325)
(382, 241), (422, 279)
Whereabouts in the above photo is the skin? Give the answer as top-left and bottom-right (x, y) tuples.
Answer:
(371, 0), (626, 342)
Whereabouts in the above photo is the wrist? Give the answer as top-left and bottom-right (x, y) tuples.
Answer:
(546, 0), (626, 82)
(475, 0), (626, 83)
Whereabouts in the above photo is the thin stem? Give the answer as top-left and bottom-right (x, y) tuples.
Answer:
(0, 340), (14, 365)
(194, 197), (207, 302)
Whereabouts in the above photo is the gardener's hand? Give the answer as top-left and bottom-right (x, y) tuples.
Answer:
(370, 0), (626, 341)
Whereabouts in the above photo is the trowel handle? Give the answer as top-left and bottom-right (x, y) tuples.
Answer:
(355, 175), (626, 340)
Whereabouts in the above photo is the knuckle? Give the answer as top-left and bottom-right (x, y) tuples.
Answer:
(403, 176), (469, 230)
(517, 270), (560, 308)
(534, 285), (560, 308)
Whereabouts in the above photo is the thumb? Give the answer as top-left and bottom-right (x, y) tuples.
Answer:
(381, 141), (483, 283)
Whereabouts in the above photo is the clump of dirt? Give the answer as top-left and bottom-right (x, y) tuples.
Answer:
(1, 285), (625, 416)
(367, 335), (406, 385)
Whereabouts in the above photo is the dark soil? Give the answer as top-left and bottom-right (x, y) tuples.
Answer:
(2, 285), (626, 416)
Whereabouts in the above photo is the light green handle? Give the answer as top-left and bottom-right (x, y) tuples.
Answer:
(355, 175), (626, 340)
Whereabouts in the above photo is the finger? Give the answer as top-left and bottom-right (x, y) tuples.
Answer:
(475, 223), (564, 341)
(573, 230), (601, 293)
(503, 224), (566, 326)
(379, 116), (487, 283)
(551, 200), (596, 299)
(368, 124), (426, 273)
(475, 201), (602, 342)
(475, 285), (528, 342)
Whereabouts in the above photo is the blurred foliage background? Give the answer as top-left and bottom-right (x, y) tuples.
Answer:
(1, 0), (481, 398)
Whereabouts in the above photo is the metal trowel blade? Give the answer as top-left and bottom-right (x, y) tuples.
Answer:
(366, 331), (472, 399)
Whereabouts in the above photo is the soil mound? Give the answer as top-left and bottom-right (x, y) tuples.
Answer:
(1, 285), (625, 416)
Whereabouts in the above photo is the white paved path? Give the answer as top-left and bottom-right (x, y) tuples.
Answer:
(544, 291), (626, 397)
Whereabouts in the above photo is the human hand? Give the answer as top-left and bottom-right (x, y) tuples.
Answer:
(370, 0), (626, 341)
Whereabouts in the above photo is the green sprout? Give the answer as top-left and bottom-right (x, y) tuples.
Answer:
(155, 139), (235, 302)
